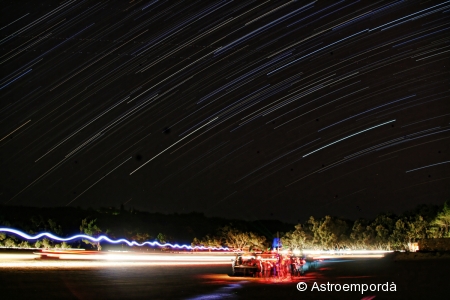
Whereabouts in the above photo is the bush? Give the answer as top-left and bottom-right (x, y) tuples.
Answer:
(18, 241), (31, 248)
(4, 238), (17, 248)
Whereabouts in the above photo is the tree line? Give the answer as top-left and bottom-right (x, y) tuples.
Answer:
(0, 202), (448, 251)
(0, 204), (291, 249)
(192, 202), (450, 251)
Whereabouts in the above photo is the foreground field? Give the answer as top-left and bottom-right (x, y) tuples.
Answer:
(0, 252), (448, 299)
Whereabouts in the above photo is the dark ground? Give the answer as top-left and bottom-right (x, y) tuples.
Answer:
(1, 254), (449, 299)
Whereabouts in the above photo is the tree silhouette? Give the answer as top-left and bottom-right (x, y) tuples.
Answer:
(80, 218), (104, 250)
(429, 201), (450, 238)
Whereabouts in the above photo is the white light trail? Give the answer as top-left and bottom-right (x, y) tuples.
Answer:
(0, 260), (231, 268)
(303, 120), (396, 157)
(406, 160), (450, 173)
(0, 228), (229, 251)
(129, 117), (218, 175)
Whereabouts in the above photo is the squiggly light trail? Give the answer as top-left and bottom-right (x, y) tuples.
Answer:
(0, 228), (229, 251)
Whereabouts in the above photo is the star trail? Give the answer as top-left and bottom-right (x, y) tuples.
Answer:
(1, 0), (449, 222)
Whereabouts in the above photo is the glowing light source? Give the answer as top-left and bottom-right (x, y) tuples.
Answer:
(0, 228), (229, 251)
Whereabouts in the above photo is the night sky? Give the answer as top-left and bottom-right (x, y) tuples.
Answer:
(1, 0), (449, 223)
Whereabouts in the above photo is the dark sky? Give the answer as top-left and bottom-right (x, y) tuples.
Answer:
(1, 0), (449, 223)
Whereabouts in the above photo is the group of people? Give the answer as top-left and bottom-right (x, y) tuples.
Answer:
(260, 255), (307, 278)
(289, 256), (307, 277)
(236, 254), (307, 278)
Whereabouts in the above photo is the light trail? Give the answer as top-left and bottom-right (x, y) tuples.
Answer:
(35, 251), (234, 262)
(129, 117), (218, 175)
(405, 160), (450, 173)
(0, 260), (231, 268)
(312, 254), (384, 259)
(0, 228), (229, 251)
(301, 249), (392, 255)
(0, 119), (31, 142)
(303, 120), (396, 157)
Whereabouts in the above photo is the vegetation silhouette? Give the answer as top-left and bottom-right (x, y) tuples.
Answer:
(0, 201), (448, 251)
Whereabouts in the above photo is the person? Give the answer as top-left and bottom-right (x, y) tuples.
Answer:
(284, 256), (291, 278)
(289, 257), (295, 276)
(235, 255), (243, 274)
(267, 261), (273, 278)
(256, 258), (263, 278)
(294, 257), (300, 276)
(262, 261), (268, 278)
(274, 257), (280, 277)
(299, 256), (306, 275)
(278, 256), (284, 278)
